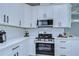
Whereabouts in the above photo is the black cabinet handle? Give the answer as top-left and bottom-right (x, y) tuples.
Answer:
(14, 54), (16, 56)
(3, 14), (6, 22)
(60, 55), (66, 56)
(60, 47), (66, 49)
(12, 46), (19, 50)
(7, 16), (9, 23)
(37, 20), (38, 26)
(14, 52), (19, 56)
(60, 41), (66, 43)
(19, 20), (21, 26)
(17, 52), (19, 56)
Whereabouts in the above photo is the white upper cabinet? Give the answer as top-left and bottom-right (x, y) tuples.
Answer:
(31, 5), (54, 28)
(53, 4), (71, 27)
(37, 6), (53, 20)
(0, 3), (33, 28)
(5, 4), (20, 26)
(31, 4), (71, 28)
(23, 4), (32, 28)
(0, 3), (71, 28)
(6, 4), (25, 27)
(31, 6), (38, 28)
(0, 4), (6, 23)
(16, 4), (25, 27)
(0, 4), (24, 27)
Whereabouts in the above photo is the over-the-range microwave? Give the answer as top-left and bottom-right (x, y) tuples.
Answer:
(37, 19), (53, 28)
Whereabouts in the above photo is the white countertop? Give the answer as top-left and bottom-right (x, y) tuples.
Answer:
(35, 36), (79, 43)
(0, 36), (79, 50)
(0, 37), (29, 50)
(55, 36), (79, 39)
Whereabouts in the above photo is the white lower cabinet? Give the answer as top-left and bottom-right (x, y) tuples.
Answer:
(69, 39), (79, 56)
(55, 39), (79, 56)
(0, 43), (19, 56)
(0, 39), (28, 56)
(18, 40), (28, 56)
(55, 39), (71, 56)
(28, 38), (36, 56)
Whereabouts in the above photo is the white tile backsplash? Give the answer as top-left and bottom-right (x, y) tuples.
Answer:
(0, 25), (64, 41)
(0, 26), (25, 41)
(27, 28), (64, 38)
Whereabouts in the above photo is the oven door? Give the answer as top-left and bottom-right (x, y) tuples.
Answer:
(36, 43), (54, 56)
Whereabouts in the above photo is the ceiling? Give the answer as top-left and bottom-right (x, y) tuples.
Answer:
(26, 3), (79, 13)
(26, 3), (68, 6)
(26, 3), (40, 6)
(26, 3), (79, 12)
(26, 3), (57, 6)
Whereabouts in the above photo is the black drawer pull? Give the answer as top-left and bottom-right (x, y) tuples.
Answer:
(60, 47), (66, 49)
(60, 55), (66, 56)
(12, 46), (19, 50)
(60, 41), (66, 43)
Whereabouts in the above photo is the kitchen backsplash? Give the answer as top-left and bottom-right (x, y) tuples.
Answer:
(0, 25), (64, 41)
(0, 26), (25, 40)
(27, 28), (64, 38)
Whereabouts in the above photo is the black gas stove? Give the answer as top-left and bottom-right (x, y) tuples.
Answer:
(36, 34), (54, 41)
(35, 34), (55, 56)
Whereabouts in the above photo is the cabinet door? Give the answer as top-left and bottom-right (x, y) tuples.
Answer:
(24, 4), (32, 28)
(55, 39), (71, 56)
(28, 38), (36, 56)
(8, 4), (22, 26)
(37, 6), (53, 20)
(31, 6), (38, 28)
(53, 4), (71, 27)
(47, 6), (54, 19)
(0, 48), (12, 56)
(37, 6), (46, 19)
(0, 4), (6, 23)
(17, 4), (25, 27)
(18, 40), (28, 56)
(3, 4), (24, 26)
(0, 45), (16, 56)
(70, 39), (79, 56)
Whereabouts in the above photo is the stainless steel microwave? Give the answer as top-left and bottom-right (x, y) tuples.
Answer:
(37, 19), (53, 28)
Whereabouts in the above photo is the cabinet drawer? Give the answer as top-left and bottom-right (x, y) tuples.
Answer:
(55, 49), (71, 56)
(55, 46), (71, 56)
(59, 46), (67, 49)
(55, 40), (71, 46)
(55, 53), (69, 56)
(55, 53), (70, 56)
(55, 46), (69, 51)
(55, 45), (70, 50)
(55, 39), (71, 42)
(59, 40), (67, 43)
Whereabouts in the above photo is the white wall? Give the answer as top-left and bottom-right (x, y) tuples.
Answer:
(65, 22), (79, 36)
(0, 26), (25, 41)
